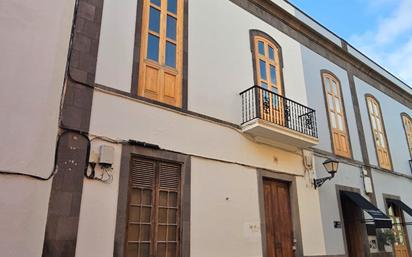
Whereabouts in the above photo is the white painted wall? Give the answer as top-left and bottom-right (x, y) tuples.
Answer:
(301, 46), (363, 161)
(75, 140), (121, 257)
(0, 0), (74, 177)
(315, 157), (367, 255)
(372, 169), (412, 248)
(0, 1), (75, 256)
(95, 0), (308, 125)
(355, 77), (412, 173)
(295, 175), (327, 256)
(188, 0), (307, 124)
(95, 0), (137, 92)
(0, 177), (52, 257)
(191, 157), (263, 257)
(90, 90), (303, 175)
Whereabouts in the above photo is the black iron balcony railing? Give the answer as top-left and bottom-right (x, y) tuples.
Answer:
(240, 85), (318, 138)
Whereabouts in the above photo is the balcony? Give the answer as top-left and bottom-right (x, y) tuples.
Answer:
(240, 86), (319, 150)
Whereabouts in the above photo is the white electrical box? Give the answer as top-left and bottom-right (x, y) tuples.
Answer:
(99, 145), (114, 166)
(364, 176), (373, 194)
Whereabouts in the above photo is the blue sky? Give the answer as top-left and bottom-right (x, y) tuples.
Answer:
(288, 0), (412, 87)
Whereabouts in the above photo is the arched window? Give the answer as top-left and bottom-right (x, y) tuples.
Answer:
(321, 71), (351, 158)
(250, 30), (285, 125)
(138, 0), (184, 107)
(401, 113), (412, 158)
(366, 95), (392, 170)
(251, 31), (284, 96)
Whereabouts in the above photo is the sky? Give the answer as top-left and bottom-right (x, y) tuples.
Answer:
(288, 0), (412, 87)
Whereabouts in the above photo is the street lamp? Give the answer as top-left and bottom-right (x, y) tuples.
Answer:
(313, 158), (339, 189)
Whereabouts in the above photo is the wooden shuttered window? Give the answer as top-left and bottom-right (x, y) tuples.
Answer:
(252, 34), (285, 125)
(138, 0), (184, 107)
(402, 114), (412, 158)
(322, 72), (351, 158)
(127, 157), (181, 257)
(366, 96), (392, 170)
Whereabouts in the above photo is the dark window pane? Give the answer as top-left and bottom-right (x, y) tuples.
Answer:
(269, 46), (275, 61)
(142, 190), (152, 205)
(141, 207), (151, 222)
(167, 226), (177, 241)
(270, 65), (277, 84)
(158, 208), (167, 223)
(151, 0), (161, 6)
(147, 34), (159, 62)
(165, 42), (176, 68)
(127, 243), (138, 257)
(129, 206), (141, 222)
(169, 192), (177, 207)
(140, 225), (151, 241)
(159, 191), (168, 207)
(157, 243), (166, 257)
(140, 243), (150, 257)
(167, 243), (177, 257)
(130, 189), (141, 205)
(259, 60), (267, 80)
(168, 209), (177, 224)
(168, 0), (177, 14)
(166, 15), (177, 40)
(128, 225), (140, 241)
(158, 225), (167, 241)
(258, 41), (265, 55)
(149, 7), (161, 33)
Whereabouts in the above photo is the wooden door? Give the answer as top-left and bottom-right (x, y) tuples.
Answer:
(138, 0), (183, 107)
(388, 204), (410, 257)
(253, 36), (284, 126)
(341, 194), (366, 257)
(263, 179), (294, 257)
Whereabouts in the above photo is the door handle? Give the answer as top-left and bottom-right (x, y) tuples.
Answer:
(292, 239), (297, 251)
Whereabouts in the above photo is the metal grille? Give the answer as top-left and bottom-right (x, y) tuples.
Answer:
(240, 85), (318, 138)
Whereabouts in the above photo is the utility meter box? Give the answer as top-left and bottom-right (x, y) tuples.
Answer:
(99, 145), (114, 166)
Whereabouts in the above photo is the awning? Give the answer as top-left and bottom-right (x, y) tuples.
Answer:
(342, 191), (392, 229)
(387, 199), (412, 217)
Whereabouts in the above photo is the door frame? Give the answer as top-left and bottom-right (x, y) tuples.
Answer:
(336, 185), (371, 257)
(383, 194), (412, 257)
(257, 169), (303, 257)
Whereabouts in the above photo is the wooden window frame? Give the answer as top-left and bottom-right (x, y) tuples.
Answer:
(401, 113), (412, 159)
(250, 30), (285, 96)
(365, 94), (393, 171)
(131, 0), (188, 109)
(383, 195), (412, 257)
(114, 146), (190, 257)
(321, 70), (352, 159)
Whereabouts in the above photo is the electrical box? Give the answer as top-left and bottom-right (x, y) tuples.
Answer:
(364, 176), (373, 194)
(99, 145), (114, 166)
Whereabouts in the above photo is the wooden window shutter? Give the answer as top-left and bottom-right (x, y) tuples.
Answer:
(137, 0), (184, 107)
(322, 72), (351, 158)
(402, 114), (412, 158)
(366, 96), (392, 171)
(126, 157), (182, 257)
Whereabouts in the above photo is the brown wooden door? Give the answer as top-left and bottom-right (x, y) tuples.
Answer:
(341, 194), (366, 257)
(263, 179), (294, 257)
(388, 204), (410, 257)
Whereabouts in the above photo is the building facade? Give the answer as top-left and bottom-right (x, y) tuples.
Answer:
(1, 0), (412, 257)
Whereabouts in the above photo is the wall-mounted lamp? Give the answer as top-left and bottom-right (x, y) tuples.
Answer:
(313, 158), (339, 189)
